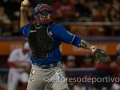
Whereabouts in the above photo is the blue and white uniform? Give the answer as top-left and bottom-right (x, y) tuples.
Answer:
(20, 23), (82, 65)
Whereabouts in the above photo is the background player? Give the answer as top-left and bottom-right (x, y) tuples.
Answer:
(7, 42), (31, 90)
(20, 0), (110, 90)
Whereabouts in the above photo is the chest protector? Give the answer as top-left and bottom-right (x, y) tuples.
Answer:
(28, 25), (57, 60)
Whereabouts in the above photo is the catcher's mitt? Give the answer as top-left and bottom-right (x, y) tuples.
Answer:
(93, 48), (111, 64)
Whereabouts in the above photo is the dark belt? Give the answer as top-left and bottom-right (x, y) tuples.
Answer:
(33, 62), (61, 69)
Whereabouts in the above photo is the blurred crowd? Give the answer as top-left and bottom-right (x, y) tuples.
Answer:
(64, 52), (120, 90)
(0, 0), (120, 37)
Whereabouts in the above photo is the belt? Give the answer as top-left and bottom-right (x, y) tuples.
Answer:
(33, 62), (61, 69)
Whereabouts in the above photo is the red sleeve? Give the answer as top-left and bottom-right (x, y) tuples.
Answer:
(8, 62), (17, 68)
(111, 65), (120, 73)
(95, 64), (111, 70)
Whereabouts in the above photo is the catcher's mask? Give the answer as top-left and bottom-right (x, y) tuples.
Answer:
(33, 4), (55, 25)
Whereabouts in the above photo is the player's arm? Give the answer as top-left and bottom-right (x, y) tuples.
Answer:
(8, 50), (18, 68)
(8, 61), (30, 73)
(77, 39), (96, 52)
(20, 0), (30, 28)
(56, 25), (111, 63)
(8, 50), (27, 68)
(8, 62), (26, 68)
(73, 37), (111, 64)
(20, 1), (31, 36)
(56, 24), (94, 52)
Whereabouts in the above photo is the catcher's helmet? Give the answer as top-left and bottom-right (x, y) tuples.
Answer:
(33, 4), (55, 25)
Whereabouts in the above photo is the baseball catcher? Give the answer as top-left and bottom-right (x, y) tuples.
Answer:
(20, 0), (111, 90)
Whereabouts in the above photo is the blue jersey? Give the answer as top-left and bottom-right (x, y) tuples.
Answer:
(20, 23), (82, 65)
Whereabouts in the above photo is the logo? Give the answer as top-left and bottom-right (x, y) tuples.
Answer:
(30, 30), (37, 33)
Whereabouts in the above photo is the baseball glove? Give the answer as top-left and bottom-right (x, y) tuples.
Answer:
(93, 48), (111, 64)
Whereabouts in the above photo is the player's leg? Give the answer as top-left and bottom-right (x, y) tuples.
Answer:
(20, 72), (29, 90)
(52, 81), (69, 90)
(27, 65), (46, 90)
(7, 70), (20, 90)
(46, 63), (70, 90)
(44, 83), (53, 90)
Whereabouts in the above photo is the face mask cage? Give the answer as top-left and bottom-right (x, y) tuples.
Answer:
(33, 4), (55, 24)
(36, 12), (51, 19)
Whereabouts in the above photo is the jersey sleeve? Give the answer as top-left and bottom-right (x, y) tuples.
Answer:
(56, 24), (82, 47)
(8, 50), (18, 62)
(20, 24), (31, 36)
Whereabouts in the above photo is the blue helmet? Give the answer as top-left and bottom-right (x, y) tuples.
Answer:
(32, 4), (55, 26)
(33, 4), (54, 16)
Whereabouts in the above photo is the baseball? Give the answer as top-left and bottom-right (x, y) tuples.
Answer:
(22, 0), (29, 5)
